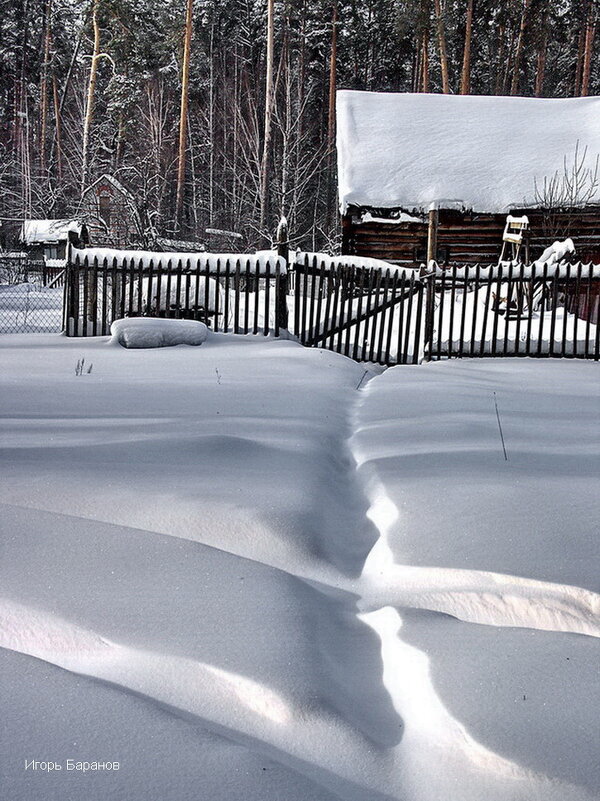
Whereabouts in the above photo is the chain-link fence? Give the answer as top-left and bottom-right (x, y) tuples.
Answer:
(0, 257), (65, 334)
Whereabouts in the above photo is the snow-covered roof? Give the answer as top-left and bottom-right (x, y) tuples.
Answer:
(20, 219), (83, 245)
(82, 174), (136, 204)
(336, 90), (600, 214)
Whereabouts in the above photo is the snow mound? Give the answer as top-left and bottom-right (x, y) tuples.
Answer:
(110, 317), (208, 348)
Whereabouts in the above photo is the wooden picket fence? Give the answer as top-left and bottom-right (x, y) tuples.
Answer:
(291, 256), (600, 363)
(64, 247), (288, 337)
(64, 245), (600, 363)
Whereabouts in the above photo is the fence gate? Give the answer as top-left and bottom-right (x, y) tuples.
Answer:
(291, 256), (427, 365)
(290, 257), (600, 364)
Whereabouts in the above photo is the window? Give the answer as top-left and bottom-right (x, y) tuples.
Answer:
(98, 193), (111, 227)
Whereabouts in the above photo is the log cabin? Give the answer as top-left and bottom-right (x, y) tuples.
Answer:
(337, 91), (600, 266)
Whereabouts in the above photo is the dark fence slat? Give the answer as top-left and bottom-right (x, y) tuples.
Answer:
(242, 259), (249, 334)
(436, 268), (446, 360)
(301, 255), (309, 344)
(375, 270), (391, 364)
(307, 256), (318, 344)
(458, 276), (469, 357)
(491, 264), (503, 356)
(573, 262), (582, 358)
(320, 261), (334, 348)
(401, 273), (415, 365)
(252, 262), (260, 335)
(234, 260), (241, 334)
(223, 261), (231, 334)
(293, 260), (301, 339)
(560, 262), (570, 357)
(584, 264), (593, 359)
(412, 278), (424, 364)
(502, 262), (514, 357)
(352, 268), (366, 362)
(447, 264), (457, 359)
(101, 257), (108, 335)
(214, 259), (221, 333)
(313, 260), (326, 347)
(328, 267), (342, 352)
(548, 267), (559, 357)
(342, 268), (355, 357)
(385, 271), (399, 364)
(264, 260), (271, 337)
(361, 268), (376, 362)
(469, 265), (481, 356)
(514, 263), (525, 356)
(274, 263), (280, 338)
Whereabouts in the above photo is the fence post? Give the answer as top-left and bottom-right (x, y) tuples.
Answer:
(423, 265), (436, 362)
(276, 216), (289, 331)
(62, 241), (73, 335)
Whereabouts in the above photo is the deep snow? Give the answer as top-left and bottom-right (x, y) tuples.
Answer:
(0, 332), (598, 801)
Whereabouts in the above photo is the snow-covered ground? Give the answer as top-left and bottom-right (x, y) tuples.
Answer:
(0, 331), (598, 800)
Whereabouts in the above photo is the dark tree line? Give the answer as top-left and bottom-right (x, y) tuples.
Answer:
(0, 0), (598, 251)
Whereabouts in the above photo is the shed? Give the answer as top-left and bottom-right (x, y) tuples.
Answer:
(337, 91), (600, 265)
(19, 219), (89, 261)
(81, 174), (142, 247)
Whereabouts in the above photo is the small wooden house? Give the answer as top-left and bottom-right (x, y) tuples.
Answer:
(81, 174), (142, 247)
(337, 91), (600, 265)
(19, 219), (89, 261)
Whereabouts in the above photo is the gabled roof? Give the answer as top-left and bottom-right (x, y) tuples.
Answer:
(336, 90), (600, 214)
(20, 219), (82, 245)
(82, 174), (136, 205)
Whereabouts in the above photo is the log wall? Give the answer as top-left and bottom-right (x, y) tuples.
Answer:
(342, 205), (600, 265)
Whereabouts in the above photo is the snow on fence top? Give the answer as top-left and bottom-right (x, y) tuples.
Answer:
(429, 261), (600, 280)
(336, 90), (600, 214)
(296, 251), (419, 277)
(71, 246), (287, 275)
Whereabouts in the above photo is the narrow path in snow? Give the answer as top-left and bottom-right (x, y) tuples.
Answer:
(339, 372), (599, 800)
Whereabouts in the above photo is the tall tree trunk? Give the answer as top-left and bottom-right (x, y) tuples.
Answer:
(208, 18), (215, 226)
(39, 0), (52, 174)
(327, 1), (338, 229)
(534, 5), (548, 97)
(510, 0), (532, 96)
(574, 25), (585, 96)
(17, 0), (32, 215)
(581, 1), (597, 97)
(417, 0), (431, 93)
(175, 0), (193, 228)
(81, 0), (100, 196)
(421, 30), (430, 92)
(327, 1), (337, 153)
(460, 0), (474, 94)
(433, 0), (450, 93)
(259, 0), (275, 231)
(51, 70), (62, 181)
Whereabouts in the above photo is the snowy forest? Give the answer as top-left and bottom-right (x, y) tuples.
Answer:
(1, 0), (598, 251)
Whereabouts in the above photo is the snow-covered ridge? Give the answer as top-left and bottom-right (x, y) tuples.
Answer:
(71, 246), (287, 275)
